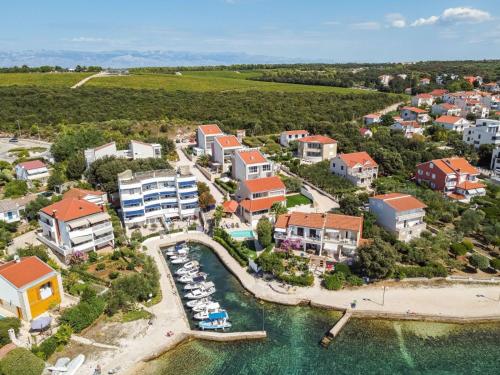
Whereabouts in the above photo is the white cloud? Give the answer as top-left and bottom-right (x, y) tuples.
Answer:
(351, 22), (381, 30)
(385, 13), (406, 28)
(69, 37), (107, 43)
(411, 15), (439, 27)
(323, 21), (341, 26)
(411, 7), (491, 27)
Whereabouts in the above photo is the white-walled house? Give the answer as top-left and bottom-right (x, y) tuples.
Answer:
(84, 140), (162, 167)
(38, 198), (115, 258)
(369, 193), (427, 242)
(330, 151), (378, 188)
(196, 124), (224, 155)
(463, 119), (500, 148)
(363, 113), (382, 126)
(212, 135), (243, 173)
(297, 135), (337, 163)
(274, 211), (363, 261)
(359, 128), (373, 138)
(431, 103), (461, 117)
(0, 195), (37, 223)
(279, 130), (309, 147)
(390, 121), (424, 138)
(232, 149), (273, 182)
(411, 94), (434, 107)
(15, 160), (49, 186)
(434, 116), (470, 133)
(400, 107), (431, 123)
(63, 188), (108, 206)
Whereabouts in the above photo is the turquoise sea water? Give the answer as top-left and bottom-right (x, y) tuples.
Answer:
(145, 243), (500, 375)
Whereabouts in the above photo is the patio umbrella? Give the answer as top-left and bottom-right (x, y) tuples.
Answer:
(30, 316), (52, 331)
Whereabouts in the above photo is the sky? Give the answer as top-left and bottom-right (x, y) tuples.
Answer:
(1, 0), (499, 62)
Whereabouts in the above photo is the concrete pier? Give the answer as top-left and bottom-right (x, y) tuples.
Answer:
(190, 330), (267, 342)
(321, 311), (352, 347)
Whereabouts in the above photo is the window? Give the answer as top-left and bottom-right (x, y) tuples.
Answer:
(262, 164), (271, 172)
(340, 166), (344, 170)
(297, 227), (304, 237)
(418, 169), (422, 175)
(248, 166), (258, 174)
(432, 173), (435, 179)
(39, 282), (53, 300)
(332, 163), (336, 168)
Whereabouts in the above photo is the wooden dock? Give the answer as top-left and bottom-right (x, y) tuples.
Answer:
(320, 311), (352, 347)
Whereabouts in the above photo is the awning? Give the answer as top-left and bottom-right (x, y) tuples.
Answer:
(144, 192), (159, 200)
(30, 316), (52, 331)
(71, 234), (93, 245)
(67, 218), (89, 229)
(178, 180), (196, 187)
(208, 311), (228, 320)
(145, 203), (161, 209)
(160, 192), (177, 198)
(87, 212), (110, 225)
(125, 210), (144, 218)
(180, 192), (197, 197)
(122, 198), (143, 207)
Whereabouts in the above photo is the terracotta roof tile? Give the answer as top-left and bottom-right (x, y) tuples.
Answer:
(274, 213), (291, 229)
(338, 152), (378, 168)
(242, 176), (285, 193)
(214, 135), (242, 148)
(297, 135), (337, 144)
(237, 149), (268, 165)
(456, 181), (486, 190)
(283, 130), (309, 135)
(277, 211), (363, 232)
(222, 200), (238, 213)
(371, 193), (427, 212)
(435, 115), (464, 124)
(0, 256), (54, 289)
(402, 106), (428, 114)
(239, 195), (285, 213)
(198, 124), (223, 135)
(63, 188), (106, 200)
(41, 198), (104, 221)
(17, 160), (46, 170)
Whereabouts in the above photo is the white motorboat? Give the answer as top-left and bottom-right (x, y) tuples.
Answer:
(199, 311), (232, 330)
(177, 271), (207, 283)
(169, 253), (187, 261)
(185, 286), (216, 299)
(186, 297), (212, 308)
(171, 256), (189, 264)
(49, 354), (85, 375)
(167, 248), (188, 257)
(175, 261), (200, 275)
(194, 308), (225, 320)
(176, 266), (200, 276)
(192, 301), (220, 313)
(184, 280), (215, 291)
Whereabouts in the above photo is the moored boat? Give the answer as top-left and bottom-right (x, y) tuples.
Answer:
(199, 311), (232, 330)
(184, 280), (214, 291)
(171, 256), (189, 264)
(192, 301), (220, 313)
(184, 286), (216, 299)
(177, 271), (208, 283)
(186, 297), (212, 308)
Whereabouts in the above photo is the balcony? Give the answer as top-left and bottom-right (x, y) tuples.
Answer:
(69, 227), (93, 239)
(92, 222), (113, 234)
(94, 234), (114, 245)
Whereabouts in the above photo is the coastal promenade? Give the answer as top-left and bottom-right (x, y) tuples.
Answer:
(156, 232), (500, 322)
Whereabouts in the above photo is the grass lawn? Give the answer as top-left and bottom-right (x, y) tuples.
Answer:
(286, 194), (312, 208)
(0, 72), (93, 87)
(121, 309), (153, 322)
(86, 72), (372, 93)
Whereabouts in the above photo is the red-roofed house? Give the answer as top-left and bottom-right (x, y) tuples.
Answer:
(419, 78), (431, 86)
(416, 157), (486, 202)
(411, 93), (434, 107)
(330, 152), (378, 188)
(400, 107), (431, 123)
(429, 89), (449, 98)
(431, 103), (461, 117)
(297, 135), (337, 163)
(369, 193), (427, 242)
(390, 121), (423, 138)
(63, 188), (107, 206)
(236, 176), (286, 225)
(434, 116), (470, 133)
(359, 128), (373, 138)
(212, 135), (244, 172)
(0, 256), (62, 321)
(274, 211), (363, 260)
(232, 149), (273, 181)
(279, 130), (309, 147)
(363, 113), (382, 126)
(196, 124), (224, 155)
(38, 198), (114, 258)
(15, 160), (49, 186)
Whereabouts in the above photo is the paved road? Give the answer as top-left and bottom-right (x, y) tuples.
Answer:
(7, 230), (40, 255)
(70, 71), (109, 89)
(0, 138), (52, 163)
(175, 145), (225, 204)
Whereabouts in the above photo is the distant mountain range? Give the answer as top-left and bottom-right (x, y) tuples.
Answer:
(0, 50), (313, 68)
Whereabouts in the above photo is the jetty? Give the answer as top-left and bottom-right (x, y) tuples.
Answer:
(190, 330), (267, 342)
(321, 311), (352, 347)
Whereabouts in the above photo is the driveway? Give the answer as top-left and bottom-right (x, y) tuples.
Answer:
(7, 229), (41, 255)
(0, 138), (52, 163)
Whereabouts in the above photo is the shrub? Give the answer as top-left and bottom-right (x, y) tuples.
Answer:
(491, 258), (500, 271)
(0, 317), (21, 346)
(111, 250), (122, 260)
(324, 273), (345, 290)
(278, 272), (314, 287)
(95, 262), (105, 271)
(0, 348), (45, 375)
(469, 254), (490, 271)
(450, 243), (467, 256)
(32, 336), (57, 360)
(88, 251), (98, 263)
(16, 245), (49, 263)
(256, 217), (273, 247)
(333, 263), (351, 275)
(346, 274), (364, 286)
(109, 271), (120, 279)
(394, 263), (448, 278)
(59, 296), (106, 333)
(462, 239), (474, 251)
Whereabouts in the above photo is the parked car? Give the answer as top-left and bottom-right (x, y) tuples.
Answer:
(9, 137), (18, 143)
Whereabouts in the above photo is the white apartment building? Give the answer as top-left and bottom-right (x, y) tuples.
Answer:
(369, 193), (427, 242)
(463, 119), (500, 148)
(15, 160), (50, 186)
(232, 149), (273, 182)
(38, 198), (114, 258)
(212, 135), (243, 173)
(330, 152), (379, 188)
(84, 140), (162, 167)
(279, 130), (309, 147)
(274, 212), (363, 261)
(491, 147), (500, 176)
(196, 124), (224, 155)
(411, 94), (434, 107)
(434, 116), (471, 133)
(118, 167), (198, 228)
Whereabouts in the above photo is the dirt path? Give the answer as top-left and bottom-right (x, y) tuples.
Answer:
(71, 72), (109, 89)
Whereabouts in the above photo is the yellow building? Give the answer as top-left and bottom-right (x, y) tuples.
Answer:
(0, 256), (63, 321)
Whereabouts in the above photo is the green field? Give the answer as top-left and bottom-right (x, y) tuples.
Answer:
(286, 194), (313, 208)
(0, 72), (93, 87)
(85, 71), (368, 93)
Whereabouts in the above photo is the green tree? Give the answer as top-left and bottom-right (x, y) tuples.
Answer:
(270, 202), (288, 220)
(456, 209), (485, 236)
(213, 205), (224, 227)
(66, 153), (86, 180)
(256, 217), (273, 247)
(469, 253), (490, 271)
(47, 168), (65, 191)
(198, 191), (215, 210)
(0, 348), (45, 375)
(3, 180), (28, 198)
(0, 317), (21, 346)
(24, 196), (50, 221)
(357, 239), (399, 279)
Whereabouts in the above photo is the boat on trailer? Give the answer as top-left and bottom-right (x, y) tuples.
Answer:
(199, 311), (232, 330)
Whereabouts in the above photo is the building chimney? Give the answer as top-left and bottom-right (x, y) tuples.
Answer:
(52, 210), (57, 217)
(14, 255), (20, 263)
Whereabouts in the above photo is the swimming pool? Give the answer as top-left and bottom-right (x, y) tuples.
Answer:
(229, 229), (255, 239)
